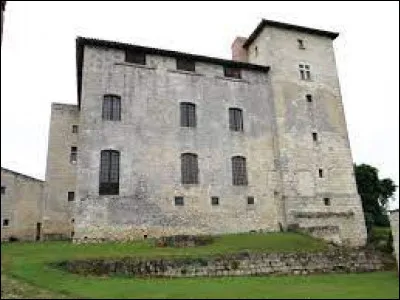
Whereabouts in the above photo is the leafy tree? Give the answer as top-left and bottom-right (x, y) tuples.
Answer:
(354, 163), (397, 239)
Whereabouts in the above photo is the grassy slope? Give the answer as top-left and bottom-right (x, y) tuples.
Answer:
(1, 232), (399, 299)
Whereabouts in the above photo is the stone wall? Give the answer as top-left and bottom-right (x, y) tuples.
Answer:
(44, 103), (79, 240)
(60, 249), (390, 278)
(1, 167), (44, 241)
(244, 24), (367, 247)
(389, 210), (399, 270)
(74, 45), (279, 242)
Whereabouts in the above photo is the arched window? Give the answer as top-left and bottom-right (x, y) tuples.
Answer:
(102, 94), (121, 121)
(229, 108), (243, 132)
(232, 156), (248, 185)
(180, 102), (196, 127)
(181, 153), (199, 184)
(99, 150), (120, 195)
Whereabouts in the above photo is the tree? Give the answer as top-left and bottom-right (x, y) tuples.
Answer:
(354, 163), (397, 238)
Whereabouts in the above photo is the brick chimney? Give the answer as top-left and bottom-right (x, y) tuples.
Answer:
(231, 36), (248, 62)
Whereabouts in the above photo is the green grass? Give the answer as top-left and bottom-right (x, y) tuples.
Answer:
(1, 232), (399, 299)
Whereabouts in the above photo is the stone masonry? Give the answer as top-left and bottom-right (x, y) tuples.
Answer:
(61, 248), (390, 278)
(389, 210), (399, 270)
(1, 167), (44, 241)
(41, 19), (368, 246)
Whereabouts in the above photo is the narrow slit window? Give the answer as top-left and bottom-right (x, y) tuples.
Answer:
(324, 197), (331, 206)
(70, 146), (78, 164)
(1, 186), (5, 194)
(319, 169), (324, 178)
(306, 94), (312, 103)
(312, 132), (318, 142)
(298, 39), (305, 49)
(72, 125), (78, 133)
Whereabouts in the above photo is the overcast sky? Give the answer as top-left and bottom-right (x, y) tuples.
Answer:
(1, 1), (398, 209)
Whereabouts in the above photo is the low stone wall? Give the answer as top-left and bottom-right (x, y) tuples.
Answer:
(57, 249), (392, 278)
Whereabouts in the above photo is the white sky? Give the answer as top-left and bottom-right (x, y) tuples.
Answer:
(1, 1), (399, 209)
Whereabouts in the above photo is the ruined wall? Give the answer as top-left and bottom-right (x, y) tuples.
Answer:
(74, 45), (278, 241)
(44, 103), (79, 239)
(389, 210), (399, 270)
(1, 168), (44, 241)
(61, 249), (388, 278)
(245, 26), (367, 246)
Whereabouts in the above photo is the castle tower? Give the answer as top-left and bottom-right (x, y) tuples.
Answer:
(233, 19), (367, 246)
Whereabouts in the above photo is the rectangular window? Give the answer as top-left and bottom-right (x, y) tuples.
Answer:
(306, 94), (312, 103)
(68, 192), (75, 202)
(1, 186), (5, 194)
(319, 169), (324, 178)
(175, 196), (184, 206)
(72, 125), (78, 133)
(211, 197), (219, 206)
(180, 102), (196, 128)
(2, 219), (9, 227)
(312, 132), (318, 142)
(224, 66), (241, 79)
(103, 95), (121, 121)
(232, 156), (248, 185)
(324, 197), (331, 206)
(229, 108), (243, 132)
(99, 150), (120, 195)
(181, 153), (199, 184)
(70, 146), (77, 164)
(299, 64), (311, 80)
(247, 196), (255, 205)
(125, 49), (146, 65)
(176, 58), (195, 72)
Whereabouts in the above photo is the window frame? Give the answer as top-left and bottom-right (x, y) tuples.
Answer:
(99, 150), (120, 195)
(299, 63), (311, 80)
(232, 156), (248, 186)
(102, 94), (121, 121)
(229, 108), (244, 132)
(181, 153), (199, 184)
(72, 125), (78, 133)
(247, 196), (255, 205)
(180, 102), (197, 128)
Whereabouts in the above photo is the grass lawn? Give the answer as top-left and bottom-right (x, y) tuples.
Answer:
(1, 232), (399, 299)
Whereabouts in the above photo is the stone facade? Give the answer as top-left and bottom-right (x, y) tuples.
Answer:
(60, 248), (390, 278)
(389, 210), (399, 270)
(43, 103), (79, 240)
(1, 167), (44, 241)
(42, 19), (368, 247)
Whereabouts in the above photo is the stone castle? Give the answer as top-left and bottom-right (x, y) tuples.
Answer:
(1, 19), (368, 247)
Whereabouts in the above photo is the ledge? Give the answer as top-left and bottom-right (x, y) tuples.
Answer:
(214, 76), (249, 84)
(114, 62), (156, 70)
(167, 69), (204, 76)
(293, 210), (354, 219)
